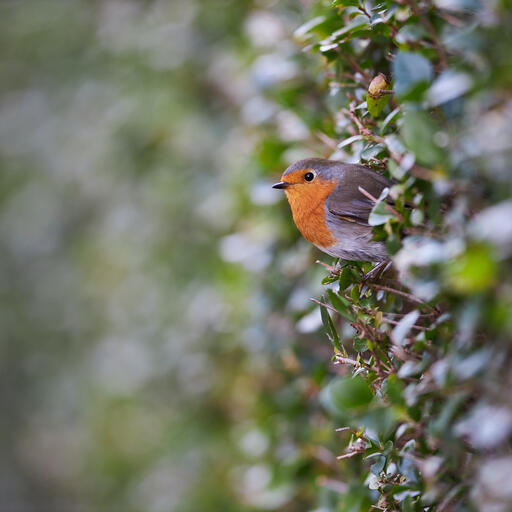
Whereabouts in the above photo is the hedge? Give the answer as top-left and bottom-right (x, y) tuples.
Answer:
(267, 0), (512, 510)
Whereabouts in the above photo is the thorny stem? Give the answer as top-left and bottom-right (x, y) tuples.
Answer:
(335, 355), (377, 372)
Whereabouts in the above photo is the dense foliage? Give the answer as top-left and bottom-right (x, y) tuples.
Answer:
(2, 1), (512, 511)
(268, 0), (512, 510)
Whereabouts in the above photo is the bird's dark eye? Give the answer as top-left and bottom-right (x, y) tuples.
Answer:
(304, 172), (315, 182)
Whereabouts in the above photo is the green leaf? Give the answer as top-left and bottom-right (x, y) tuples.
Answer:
(338, 134), (364, 148)
(319, 302), (343, 352)
(331, 0), (362, 7)
(322, 274), (339, 285)
(294, 16), (327, 38)
(367, 94), (391, 117)
(427, 70), (472, 106)
(361, 408), (397, 442)
(327, 375), (374, 412)
(360, 143), (386, 160)
(444, 244), (497, 294)
(370, 455), (386, 475)
(385, 233), (402, 254)
(391, 310), (420, 345)
(380, 107), (400, 134)
(368, 188), (395, 226)
(395, 24), (428, 44)
(384, 375), (405, 406)
(339, 267), (354, 290)
(429, 393), (467, 437)
(401, 110), (445, 166)
(350, 284), (360, 303)
(354, 337), (368, 352)
(328, 289), (356, 321)
(401, 495), (415, 512)
(319, 15), (370, 47)
(392, 51), (433, 99)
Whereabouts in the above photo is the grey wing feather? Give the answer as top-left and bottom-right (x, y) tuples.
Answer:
(326, 164), (394, 226)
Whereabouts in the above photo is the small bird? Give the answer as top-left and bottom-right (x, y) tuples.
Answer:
(273, 158), (393, 262)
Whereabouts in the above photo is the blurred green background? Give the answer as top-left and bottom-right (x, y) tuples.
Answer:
(0, 1), (336, 510)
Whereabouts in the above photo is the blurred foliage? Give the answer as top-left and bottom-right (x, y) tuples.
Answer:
(2, 0), (512, 512)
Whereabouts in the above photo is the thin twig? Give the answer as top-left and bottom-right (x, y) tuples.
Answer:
(335, 355), (364, 367)
(345, 54), (372, 83)
(436, 10), (465, 27)
(315, 132), (339, 150)
(355, 303), (430, 331)
(382, 317), (430, 331)
(358, 185), (405, 222)
(383, 311), (438, 318)
(335, 355), (378, 373)
(368, 283), (437, 311)
(341, 108), (372, 136)
(358, 1), (371, 19)
(337, 451), (364, 460)
(310, 298), (338, 314)
(315, 260), (338, 273)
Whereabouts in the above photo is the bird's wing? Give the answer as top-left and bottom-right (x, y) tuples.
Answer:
(326, 165), (395, 226)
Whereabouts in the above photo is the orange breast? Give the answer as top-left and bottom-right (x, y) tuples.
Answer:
(285, 181), (337, 249)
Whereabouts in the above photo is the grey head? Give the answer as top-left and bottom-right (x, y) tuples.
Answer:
(282, 158), (342, 181)
(272, 158), (346, 189)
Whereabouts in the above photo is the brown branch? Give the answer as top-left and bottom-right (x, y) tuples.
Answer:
(436, 10), (465, 27)
(382, 311), (438, 318)
(310, 298), (338, 315)
(368, 283), (437, 311)
(341, 108), (372, 136)
(315, 260), (338, 274)
(382, 317), (429, 331)
(345, 54), (372, 84)
(315, 132), (339, 150)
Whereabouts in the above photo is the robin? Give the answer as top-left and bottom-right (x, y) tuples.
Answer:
(272, 158), (394, 262)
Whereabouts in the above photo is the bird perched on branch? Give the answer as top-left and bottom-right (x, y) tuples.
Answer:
(273, 158), (394, 262)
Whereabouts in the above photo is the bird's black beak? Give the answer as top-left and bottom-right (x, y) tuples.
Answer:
(272, 181), (290, 190)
